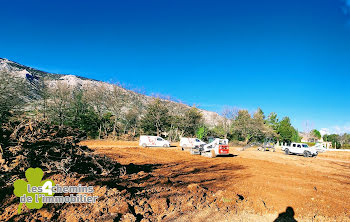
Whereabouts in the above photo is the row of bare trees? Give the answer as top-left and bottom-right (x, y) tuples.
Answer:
(207, 106), (302, 144)
(0, 70), (298, 143)
(37, 80), (142, 139)
(0, 70), (329, 144)
(31, 77), (203, 140)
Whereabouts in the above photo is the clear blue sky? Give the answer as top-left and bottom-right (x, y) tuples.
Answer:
(1, 0), (350, 134)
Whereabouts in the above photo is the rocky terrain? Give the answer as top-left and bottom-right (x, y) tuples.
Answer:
(0, 58), (223, 126)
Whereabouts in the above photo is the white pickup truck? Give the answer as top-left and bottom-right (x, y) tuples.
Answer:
(282, 143), (318, 157)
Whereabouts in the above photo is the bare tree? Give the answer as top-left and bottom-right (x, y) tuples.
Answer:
(141, 99), (170, 136)
(303, 120), (315, 142)
(168, 115), (184, 142)
(221, 106), (238, 139)
(122, 109), (139, 136)
(84, 83), (110, 139)
(36, 77), (50, 119)
(48, 82), (72, 126)
(0, 71), (27, 123)
(106, 83), (129, 138)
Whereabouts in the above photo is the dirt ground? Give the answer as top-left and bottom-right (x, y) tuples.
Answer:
(81, 140), (350, 221)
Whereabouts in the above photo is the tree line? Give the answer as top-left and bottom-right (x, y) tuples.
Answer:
(1, 70), (349, 148)
(323, 134), (350, 149)
(207, 108), (301, 144)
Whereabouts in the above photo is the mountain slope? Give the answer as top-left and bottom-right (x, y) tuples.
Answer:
(0, 58), (223, 126)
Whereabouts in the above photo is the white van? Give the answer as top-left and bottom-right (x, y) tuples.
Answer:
(180, 137), (206, 149)
(139, 136), (170, 148)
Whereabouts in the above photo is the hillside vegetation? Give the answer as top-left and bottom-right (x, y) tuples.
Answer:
(1, 58), (349, 147)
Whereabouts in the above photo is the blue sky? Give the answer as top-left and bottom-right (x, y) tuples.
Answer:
(1, 0), (350, 134)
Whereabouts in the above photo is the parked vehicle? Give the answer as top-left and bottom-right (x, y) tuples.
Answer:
(257, 138), (276, 152)
(180, 137), (206, 149)
(311, 143), (327, 153)
(200, 138), (230, 158)
(282, 143), (318, 157)
(139, 136), (170, 148)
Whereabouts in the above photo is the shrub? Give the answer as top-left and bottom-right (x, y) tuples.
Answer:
(340, 144), (350, 149)
(305, 142), (316, 147)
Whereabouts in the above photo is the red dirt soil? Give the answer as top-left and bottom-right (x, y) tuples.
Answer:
(81, 140), (350, 221)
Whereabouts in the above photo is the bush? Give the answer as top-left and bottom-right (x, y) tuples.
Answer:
(340, 144), (350, 149)
(196, 126), (209, 140)
(305, 142), (316, 147)
(334, 142), (342, 149)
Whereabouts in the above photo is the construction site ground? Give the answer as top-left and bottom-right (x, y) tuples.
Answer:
(80, 140), (350, 221)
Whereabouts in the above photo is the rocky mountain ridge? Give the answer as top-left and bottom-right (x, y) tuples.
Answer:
(0, 58), (223, 126)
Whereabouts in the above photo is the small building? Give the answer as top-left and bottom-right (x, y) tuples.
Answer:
(300, 132), (332, 148)
(300, 132), (320, 143)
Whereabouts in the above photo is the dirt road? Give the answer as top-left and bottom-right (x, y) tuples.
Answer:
(81, 140), (350, 221)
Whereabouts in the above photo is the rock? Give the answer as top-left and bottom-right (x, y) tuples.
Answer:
(134, 205), (144, 215)
(149, 198), (168, 214)
(187, 183), (201, 192)
(121, 213), (136, 222)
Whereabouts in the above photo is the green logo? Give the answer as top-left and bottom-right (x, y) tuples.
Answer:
(13, 168), (55, 214)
